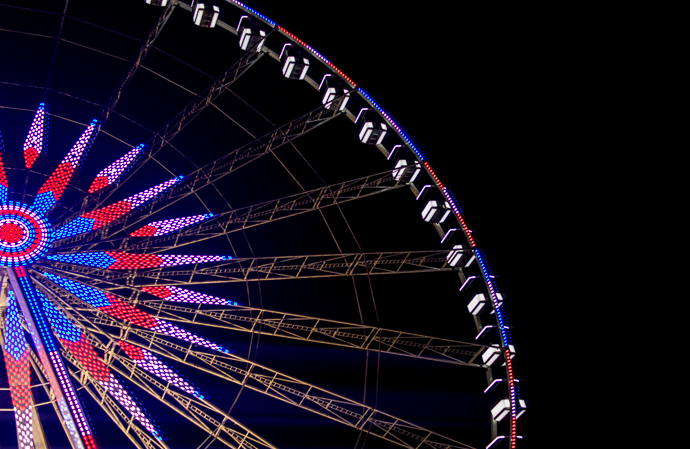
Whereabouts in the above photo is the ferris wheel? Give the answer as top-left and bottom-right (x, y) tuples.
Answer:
(0, 1), (526, 448)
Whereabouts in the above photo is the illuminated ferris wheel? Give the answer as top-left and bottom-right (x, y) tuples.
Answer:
(0, 1), (526, 448)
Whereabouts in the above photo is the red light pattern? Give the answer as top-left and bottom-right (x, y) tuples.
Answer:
(104, 252), (228, 269)
(130, 214), (212, 237)
(118, 340), (144, 360)
(278, 27), (357, 88)
(87, 145), (145, 194)
(142, 286), (172, 298)
(22, 104), (47, 170)
(0, 204), (53, 266)
(142, 285), (231, 306)
(0, 222), (25, 243)
(82, 201), (133, 229)
(37, 163), (75, 201)
(59, 337), (159, 437)
(0, 153), (8, 189)
(101, 295), (158, 328)
(57, 177), (184, 239)
(4, 353), (32, 409)
(130, 225), (157, 237)
(24, 147), (39, 169)
(88, 176), (109, 194)
(35, 120), (97, 204)
(61, 337), (110, 382)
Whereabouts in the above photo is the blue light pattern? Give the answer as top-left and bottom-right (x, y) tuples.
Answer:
(46, 252), (116, 268)
(38, 291), (83, 343)
(53, 217), (96, 241)
(4, 291), (29, 360)
(43, 273), (112, 308)
(228, 1), (276, 27)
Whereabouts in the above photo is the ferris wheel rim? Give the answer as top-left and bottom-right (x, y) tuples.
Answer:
(0, 1), (524, 448)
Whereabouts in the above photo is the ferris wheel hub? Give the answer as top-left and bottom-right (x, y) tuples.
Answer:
(0, 203), (53, 266)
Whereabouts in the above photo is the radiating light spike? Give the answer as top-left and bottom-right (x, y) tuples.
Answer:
(130, 213), (214, 237)
(2, 291), (36, 449)
(142, 285), (237, 306)
(22, 103), (48, 170)
(46, 251), (230, 269)
(88, 144), (147, 194)
(43, 273), (229, 354)
(33, 119), (100, 216)
(37, 290), (162, 440)
(10, 268), (97, 448)
(118, 341), (204, 399)
(54, 176), (184, 240)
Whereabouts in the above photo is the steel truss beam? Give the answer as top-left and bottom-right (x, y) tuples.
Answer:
(104, 325), (475, 449)
(40, 286), (279, 449)
(60, 171), (404, 253)
(100, 1), (177, 124)
(133, 300), (486, 367)
(35, 276), (478, 449)
(35, 272), (484, 367)
(38, 250), (460, 285)
(56, 102), (342, 245)
(60, 305), (476, 449)
(64, 356), (170, 449)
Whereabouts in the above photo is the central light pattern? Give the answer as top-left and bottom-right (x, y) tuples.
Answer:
(0, 203), (52, 266)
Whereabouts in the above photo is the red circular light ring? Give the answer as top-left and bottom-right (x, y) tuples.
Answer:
(0, 204), (52, 266)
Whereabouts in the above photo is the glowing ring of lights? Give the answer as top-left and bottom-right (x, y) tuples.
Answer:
(0, 203), (52, 266)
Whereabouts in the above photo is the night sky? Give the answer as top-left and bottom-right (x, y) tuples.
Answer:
(0, 1), (551, 448)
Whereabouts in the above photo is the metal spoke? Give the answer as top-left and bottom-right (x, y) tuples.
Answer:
(37, 250), (460, 285)
(134, 300), (486, 367)
(41, 287), (278, 449)
(55, 101), (344, 246)
(33, 271), (484, 366)
(99, 1), (177, 124)
(74, 37), (269, 216)
(57, 170), (403, 252)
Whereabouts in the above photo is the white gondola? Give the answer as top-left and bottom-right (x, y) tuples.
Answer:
(319, 74), (350, 111)
(392, 159), (421, 183)
(279, 44), (310, 80)
(491, 398), (528, 422)
(446, 244), (465, 267)
(467, 293), (488, 315)
(192, 1), (219, 28)
(355, 108), (388, 145)
(421, 199), (451, 223)
(238, 16), (266, 51)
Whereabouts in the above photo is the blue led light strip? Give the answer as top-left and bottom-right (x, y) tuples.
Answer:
(227, 1), (277, 27)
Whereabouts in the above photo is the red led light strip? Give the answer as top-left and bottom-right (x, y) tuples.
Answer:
(424, 160), (520, 445)
(423, 161), (477, 248)
(278, 27), (357, 88)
